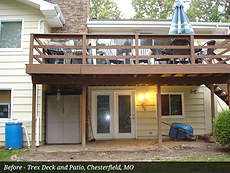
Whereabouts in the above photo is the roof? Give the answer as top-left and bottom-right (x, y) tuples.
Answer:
(16, 0), (65, 27)
(87, 19), (230, 34)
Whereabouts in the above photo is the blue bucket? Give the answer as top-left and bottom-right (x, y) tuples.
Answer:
(5, 122), (23, 150)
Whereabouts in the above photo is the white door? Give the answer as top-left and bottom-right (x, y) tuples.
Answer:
(114, 92), (135, 138)
(92, 90), (136, 139)
(46, 95), (81, 144)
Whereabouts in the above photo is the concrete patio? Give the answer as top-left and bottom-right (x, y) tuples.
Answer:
(35, 139), (206, 153)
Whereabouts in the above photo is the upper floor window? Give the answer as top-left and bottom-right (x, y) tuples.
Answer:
(0, 20), (22, 49)
(0, 90), (11, 119)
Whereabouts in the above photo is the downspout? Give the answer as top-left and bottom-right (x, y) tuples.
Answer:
(211, 24), (218, 34)
(37, 12), (61, 32)
(22, 125), (30, 148)
(15, 119), (31, 148)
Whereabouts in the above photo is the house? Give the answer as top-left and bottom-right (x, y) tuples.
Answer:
(1, 0), (230, 150)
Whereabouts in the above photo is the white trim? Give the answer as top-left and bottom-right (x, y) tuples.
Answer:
(156, 92), (185, 119)
(16, 0), (65, 27)
(0, 87), (14, 122)
(0, 18), (24, 51)
(87, 20), (230, 34)
(87, 20), (230, 28)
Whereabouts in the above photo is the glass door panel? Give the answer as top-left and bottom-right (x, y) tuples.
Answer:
(97, 95), (110, 133)
(118, 95), (131, 133)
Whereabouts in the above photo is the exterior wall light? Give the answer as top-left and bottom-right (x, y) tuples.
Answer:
(138, 94), (144, 100)
(138, 93), (150, 111)
(145, 93), (150, 98)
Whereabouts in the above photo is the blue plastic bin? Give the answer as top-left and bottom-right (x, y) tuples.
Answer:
(5, 122), (23, 150)
(169, 123), (193, 138)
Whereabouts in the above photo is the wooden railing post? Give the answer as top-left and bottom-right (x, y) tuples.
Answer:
(29, 34), (34, 65)
(190, 35), (195, 64)
(135, 35), (139, 65)
(82, 34), (87, 65)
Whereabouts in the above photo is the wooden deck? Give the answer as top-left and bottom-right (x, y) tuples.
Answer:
(27, 33), (230, 85)
(27, 33), (230, 150)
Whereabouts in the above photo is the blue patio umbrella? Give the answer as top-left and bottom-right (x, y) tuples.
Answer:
(169, 1), (195, 34)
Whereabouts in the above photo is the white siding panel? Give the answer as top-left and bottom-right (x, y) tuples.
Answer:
(0, 0), (50, 143)
(88, 86), (208, 140)
(0, 70), (29, 76)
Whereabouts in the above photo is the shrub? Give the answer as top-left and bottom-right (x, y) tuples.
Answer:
(213, 109), (230, 147)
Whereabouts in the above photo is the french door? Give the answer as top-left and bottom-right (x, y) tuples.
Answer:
(91, 90), (136, 139)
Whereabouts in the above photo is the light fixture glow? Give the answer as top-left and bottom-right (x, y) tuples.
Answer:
(145, 93), (150, 98)
(138, 94), (144, 100)
(106, 115), (110, 120)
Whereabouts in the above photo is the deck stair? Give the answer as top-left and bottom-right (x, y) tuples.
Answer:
(206, 84), (229, 106)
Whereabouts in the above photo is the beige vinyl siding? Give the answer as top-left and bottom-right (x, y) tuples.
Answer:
(0, 0), (51, 145)
(88, 86), (208, 140)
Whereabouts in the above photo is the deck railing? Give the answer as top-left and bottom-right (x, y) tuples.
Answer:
(29, 33), (230, 66)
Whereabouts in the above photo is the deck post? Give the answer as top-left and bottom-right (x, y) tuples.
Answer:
(190, 35), (195, 64)
(210, 84), (215, 133)
(81, 84), (86, 148)
(82, 35), (86, 65)
(157, 83), (162, 148)
(228, 83), (230, 109)
(135, 35), (139, 65)
(31, 83), (37, 150)
(29, 34), (34, 65)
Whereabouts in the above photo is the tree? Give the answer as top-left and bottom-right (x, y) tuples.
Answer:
(220, 0), (230, 22)
(89, 0), (123, 19)
(186, 0), (224, 22)
(131, 0), (188, 19)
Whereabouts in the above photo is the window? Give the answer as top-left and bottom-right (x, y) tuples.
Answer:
(0, 20), (22, 49)
(0, 90), (11, 119)
(161, 93), (184, 117)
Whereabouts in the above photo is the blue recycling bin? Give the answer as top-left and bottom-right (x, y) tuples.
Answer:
(5, 122), (23, 150)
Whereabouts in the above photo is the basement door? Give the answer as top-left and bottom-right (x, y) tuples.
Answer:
(46, 95), (81, 144)
(91, 90), (136, 139)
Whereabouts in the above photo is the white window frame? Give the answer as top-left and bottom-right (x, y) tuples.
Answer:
(156, 92), (185, 118)
(0, 87), (13, 122)
(0, 18), (24, 52)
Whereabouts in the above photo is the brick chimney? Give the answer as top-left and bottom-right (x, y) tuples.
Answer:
(51, 0), (88, 33)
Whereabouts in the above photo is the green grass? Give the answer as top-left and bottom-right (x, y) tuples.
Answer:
(0, 147), (28, 161)
(0, 148), (229, 173)
(177, 154), (230, 162)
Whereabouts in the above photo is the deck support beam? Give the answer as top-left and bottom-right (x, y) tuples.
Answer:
(228, 83), (230, 109)
(157, 84), (162, 149)
(31, 83), (37, 150)
(81, 84), (86, 148)
(210, 84), (215, 133)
